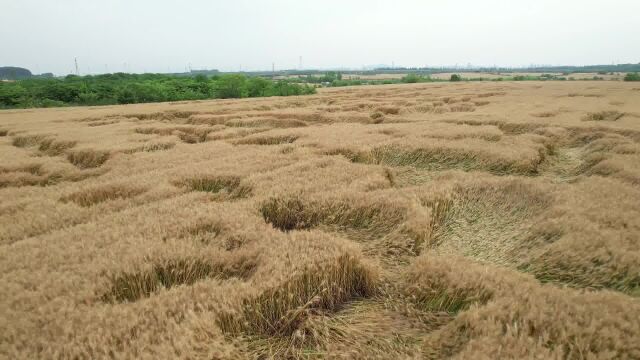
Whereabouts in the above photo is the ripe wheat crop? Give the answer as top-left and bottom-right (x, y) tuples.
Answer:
(1, 81), (640, 358)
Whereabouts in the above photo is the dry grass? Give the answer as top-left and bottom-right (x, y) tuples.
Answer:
(135, 125), (213, 143)
(260, 195), (406, 236)
(582, 110), (625, 121)
(67, 149), (111, 168)
(217, 255), (376, 339)
(410, 255), (640, 359)
(174, 174), (252, 199)
(102, 255), (257, 303)
(234, 134), (299, 145)
(60, 184), (147, 207)
(37, 138), (77, 156)
(123, 141), (175, 153)
(337, 143), (545, 175)
(531, 110), (559, 118)
(448, 103), (476, 112)
(0, 163), (49, 188)
(2, 81), (640, 358)
(12, 134), (49, 148)
(225, 117), (308, 128)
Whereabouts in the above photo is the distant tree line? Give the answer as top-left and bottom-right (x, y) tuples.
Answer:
(291, 72), (440, 87)
(375, 63), (640, 74)
(0, 66), (55, 80)
(0, 67), (33, 80)
(0, 73), (316, 108)
(295, 72), (581, 87)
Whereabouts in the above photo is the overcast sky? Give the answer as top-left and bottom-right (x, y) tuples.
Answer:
(2, 0), (639, 75)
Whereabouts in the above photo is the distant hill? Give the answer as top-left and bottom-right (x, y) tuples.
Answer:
(0, 67), (32, 80)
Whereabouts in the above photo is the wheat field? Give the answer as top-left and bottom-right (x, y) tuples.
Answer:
(1, 81), (640, 359)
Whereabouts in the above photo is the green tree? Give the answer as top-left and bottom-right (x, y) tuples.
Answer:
(215, 74), (247, 98)
(0, 84), (28, 107)
(128, 83), (166, 102)
(38, 81), (81, 102)
(189, 76), (213, 97)
(194, 74), (208, 82)
(246, 77), (271, 97)
(624, 73), (640, 81)
(450, 74), (462, 82)
(116, 86), (137, 104)
(77, 92), (100, 105)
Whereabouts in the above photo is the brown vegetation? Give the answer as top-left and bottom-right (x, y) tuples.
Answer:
(234, 134), (299, 145)
(67, 149), (111, 168)
(60, 184), (147, 207)
(582, 110), (625, 121)
(102, 255), (257, 303)
(2, 81), (640, 358)
(174, 174), (252, 199)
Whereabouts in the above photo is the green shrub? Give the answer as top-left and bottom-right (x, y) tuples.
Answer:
(450, 74), (462, 82)
(246, 77), (270, 97)
(402, 74), (420, 83)
(624, 73), (640, 81)
(401, 74), (432, 83)
(216, 74), (247, 99)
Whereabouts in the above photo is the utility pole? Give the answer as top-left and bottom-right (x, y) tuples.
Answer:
(74, 58), (79, 75)
(299, 56), (302, 70)
(272, 62), (275, 73)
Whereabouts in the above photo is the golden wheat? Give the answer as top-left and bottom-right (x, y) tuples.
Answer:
(1, 81), (640, 358)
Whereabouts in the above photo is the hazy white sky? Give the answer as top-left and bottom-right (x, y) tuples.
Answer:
(2, 0), (639, 75)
